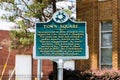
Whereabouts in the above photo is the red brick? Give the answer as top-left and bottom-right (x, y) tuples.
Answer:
(0, 30), (53, 80)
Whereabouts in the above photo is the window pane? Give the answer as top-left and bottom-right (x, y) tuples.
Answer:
(101, 21), (112, 31)
(101, 65), (112, 69)
(101, 48), (112, 64)
(101, 33), (112, 47)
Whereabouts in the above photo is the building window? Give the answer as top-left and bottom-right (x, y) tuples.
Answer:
(100, 21), (112, 69)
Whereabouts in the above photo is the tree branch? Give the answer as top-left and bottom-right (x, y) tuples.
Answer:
(21, 0), (36, 14)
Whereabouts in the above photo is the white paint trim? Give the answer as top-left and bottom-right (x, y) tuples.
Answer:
(101, 47), (112, 48)
(99, 22), (102, 69)
(101, 30), (112, 33)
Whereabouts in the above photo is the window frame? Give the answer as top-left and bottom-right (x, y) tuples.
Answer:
(99, 21), (112, 69)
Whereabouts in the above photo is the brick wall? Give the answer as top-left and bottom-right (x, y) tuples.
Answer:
(76, 0), (99, 70)
(76, 0), (120, 70)
(111, 0), (119, 70)
(118, 0), (120, 70)
(0, 30), (14, 76)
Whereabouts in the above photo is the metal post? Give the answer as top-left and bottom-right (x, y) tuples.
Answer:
(57, 59), (64, 80)
(37, 59), (42, 80)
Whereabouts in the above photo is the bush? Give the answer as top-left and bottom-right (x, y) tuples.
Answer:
(91, 69), (120, 80)
(48, 69), (120, 80)
(48, 69), (92, 80)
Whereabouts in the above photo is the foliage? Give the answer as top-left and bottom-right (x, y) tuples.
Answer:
(48, 69), (120, 80)
(26, 3), (44, 18)
(91, 69), (120, 80)
(10, 20), (34, 49)
(48, 69), (92, 80)
(63, 9), (72, 16)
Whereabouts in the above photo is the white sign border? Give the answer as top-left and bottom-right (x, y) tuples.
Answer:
(33, 11), (89, 60)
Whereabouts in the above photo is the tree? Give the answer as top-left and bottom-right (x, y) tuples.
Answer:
(0, 0), (57, 79)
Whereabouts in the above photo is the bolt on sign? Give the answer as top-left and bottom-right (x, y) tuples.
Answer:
(33, 11), (89, 60)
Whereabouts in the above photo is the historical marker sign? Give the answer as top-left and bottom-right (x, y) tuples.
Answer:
(34, 11), (89, 59)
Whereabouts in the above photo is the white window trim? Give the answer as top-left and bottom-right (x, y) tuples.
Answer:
(99, 22), (102, 69)
(101, 30), (112, 33)
(101, 63), (112, 65)
(101, 47), (112, 48)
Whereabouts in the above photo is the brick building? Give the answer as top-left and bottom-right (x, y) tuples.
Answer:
(76, 0), (120, 70)
(0, 30), (53, 80)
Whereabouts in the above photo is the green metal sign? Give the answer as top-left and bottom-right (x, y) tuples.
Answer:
(34, 11), (88, 59)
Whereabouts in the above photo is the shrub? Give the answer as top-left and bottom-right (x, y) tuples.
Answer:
(48, 69), (120, 80)
(91, 69), (120, 80)
(48, 69), (92, 80)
